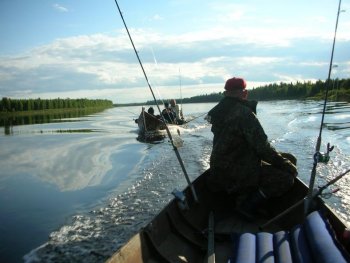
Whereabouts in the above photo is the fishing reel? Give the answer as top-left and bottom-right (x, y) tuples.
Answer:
(314, 143), (334, 164)
(319, 188), (340, 199)
(172, 189), (189, 210)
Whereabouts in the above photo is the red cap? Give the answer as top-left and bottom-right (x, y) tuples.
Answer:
(224, 77), (246, 91)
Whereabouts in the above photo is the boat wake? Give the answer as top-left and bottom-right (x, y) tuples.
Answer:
(23, 126), (210, 262)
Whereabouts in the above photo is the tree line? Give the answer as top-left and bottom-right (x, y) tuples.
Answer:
(0, 98), (113, 113)
(248, 78), (350, 101)
(142, 93), (224, 106)
(116, 78), (350, 107)
(172, 78), (350, 104)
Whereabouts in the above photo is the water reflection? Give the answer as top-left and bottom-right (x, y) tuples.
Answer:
(0, 107), (145, 262)
(0, 134), (143, 192)
(8, 128), (102, 135)
(0, 108), (106, 135)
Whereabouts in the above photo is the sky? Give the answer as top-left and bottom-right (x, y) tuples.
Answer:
(0, 0), (349, 104)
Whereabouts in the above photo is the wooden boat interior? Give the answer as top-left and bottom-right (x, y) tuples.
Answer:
(107, 169), (350, 263)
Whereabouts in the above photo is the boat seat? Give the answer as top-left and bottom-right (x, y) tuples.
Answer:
(230, 210), (350, 263)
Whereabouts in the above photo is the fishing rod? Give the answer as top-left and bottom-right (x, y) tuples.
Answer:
(114, 0), (198, 202)
(304, 0), (342, 214)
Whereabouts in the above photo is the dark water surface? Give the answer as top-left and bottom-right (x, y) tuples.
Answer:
(0, 101), (349, 262)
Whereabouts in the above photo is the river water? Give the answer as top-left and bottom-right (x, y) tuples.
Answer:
(0, 101), (349, 262)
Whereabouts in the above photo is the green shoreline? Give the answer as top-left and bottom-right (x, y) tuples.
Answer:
(0, 106), (112, 118)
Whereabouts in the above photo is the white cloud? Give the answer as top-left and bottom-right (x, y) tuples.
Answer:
(76, 62), (141, 84)
(53, 3), (69, 13)
(300, 62), (328, 67)
(240, 56), (283, 65)
(1, 19), (349, 103)
(272, 74), (318, 84)
(151, 14), (163, 21)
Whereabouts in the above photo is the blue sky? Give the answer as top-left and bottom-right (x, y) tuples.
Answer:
(0, 0), (349, 103)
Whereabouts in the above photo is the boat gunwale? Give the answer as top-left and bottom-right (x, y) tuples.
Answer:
(106, 169), (350, 262)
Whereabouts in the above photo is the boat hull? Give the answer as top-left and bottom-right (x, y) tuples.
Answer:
(107, 169), (350, 262)
(135, 108), (166, 142)
(135, 108), (184, 142)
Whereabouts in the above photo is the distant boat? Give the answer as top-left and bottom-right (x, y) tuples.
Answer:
(135, 107), (166, 142)
(135, 107), (186, 142)
(106, 169), (350, 263)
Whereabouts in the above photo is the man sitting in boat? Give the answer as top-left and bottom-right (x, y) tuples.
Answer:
(169, 99), (185, 125)
(162, 102), (177, 124)
(147, 106), (161, 119)
(206, 77), (298, 220)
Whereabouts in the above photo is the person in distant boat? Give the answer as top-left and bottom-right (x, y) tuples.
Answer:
(169, 99), (185, 124)
(147, 106), (161, 119)
(162, 102), (176, 124)
(147, 107), (155, 115)
(206, 77), (298, 220)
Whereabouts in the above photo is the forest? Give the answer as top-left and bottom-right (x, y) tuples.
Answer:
(248, 78), (350, 101)
(0, 98), (113, 114)
(2, 78), (349, 111)
(114, 78), (350, 107)
(140, 78), (350, 105)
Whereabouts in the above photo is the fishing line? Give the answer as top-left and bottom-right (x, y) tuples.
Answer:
(115, 106), (138, 117)
(185, 112), (208, 123)
(114, 0), (198, 202)
(149, 46), (163, 102)
(305, 0), (343, 214)
(148, 46), (177, 124)
(150, 47), (158, 66)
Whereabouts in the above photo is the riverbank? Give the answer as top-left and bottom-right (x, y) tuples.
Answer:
(0, 106), (113, 118)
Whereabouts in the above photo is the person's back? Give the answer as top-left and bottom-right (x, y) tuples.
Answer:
(207, 77), (297, 219)
(147, 106), (161, 120)
(147, 107), (155, 115)
(162, 102), (176, 123)
(208, 96), (262, 193)
(169, 99), (184, 124)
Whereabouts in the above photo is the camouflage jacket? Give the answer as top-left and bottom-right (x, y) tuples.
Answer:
(207, 96), (294, 193)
